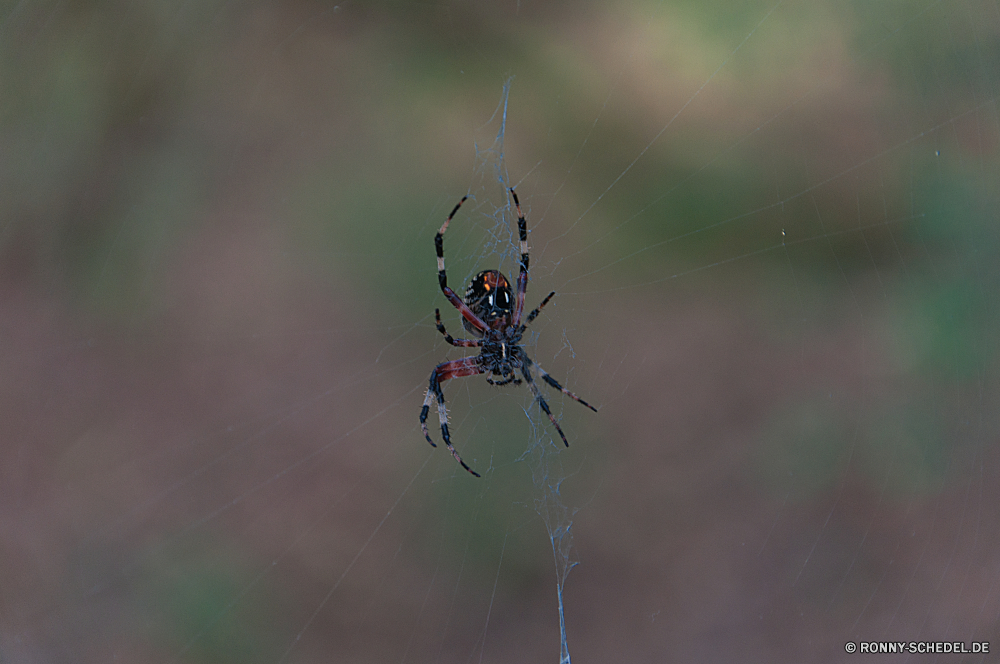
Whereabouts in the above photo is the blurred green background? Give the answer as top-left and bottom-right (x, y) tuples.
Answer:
(3, 0), (999, 662)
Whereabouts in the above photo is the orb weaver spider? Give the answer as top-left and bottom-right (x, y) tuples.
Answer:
(419, 189), (597, 477)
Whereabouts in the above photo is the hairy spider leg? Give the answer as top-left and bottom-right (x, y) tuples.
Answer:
(420, 357), (484, 477)
(520, 291), (556, 333)
(509, 188), (530, 326)
(435, 309), (481, 347)
(526, 356), (599, 413)
(436, 196), (490, 334)
(520, 362), (571, 447)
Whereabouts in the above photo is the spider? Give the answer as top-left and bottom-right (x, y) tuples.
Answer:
(420, 188), (597, 477)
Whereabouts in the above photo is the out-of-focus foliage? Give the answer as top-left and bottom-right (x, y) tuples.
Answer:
(3, 0), (998, 661)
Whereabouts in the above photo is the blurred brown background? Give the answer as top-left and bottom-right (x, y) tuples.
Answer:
(3, 1), (999, 662)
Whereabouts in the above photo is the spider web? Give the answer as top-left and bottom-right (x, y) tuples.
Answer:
(428, 76), (591, 664)
(3, 1), (1000, 663)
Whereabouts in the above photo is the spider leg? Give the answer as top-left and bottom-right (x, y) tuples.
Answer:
(435, 309), (481, 347)
(420, 357), (484, 477)
(436, 197), (489, 334)
(509, 188), (530, 326)
(520, 291), (555, 333)
(526, 356), (598, 413)
(520, 362), (571, 447)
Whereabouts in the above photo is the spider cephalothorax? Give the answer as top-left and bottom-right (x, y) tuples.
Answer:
(420, 189), (597, 477)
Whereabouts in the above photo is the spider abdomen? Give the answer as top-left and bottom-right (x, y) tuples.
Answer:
(462, 270), (513, 337)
